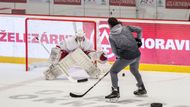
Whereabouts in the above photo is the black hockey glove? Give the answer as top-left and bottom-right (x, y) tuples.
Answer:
(135, 38), (142, 48)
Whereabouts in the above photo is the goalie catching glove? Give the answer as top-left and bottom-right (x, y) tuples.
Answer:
(87, 51), (108, 64)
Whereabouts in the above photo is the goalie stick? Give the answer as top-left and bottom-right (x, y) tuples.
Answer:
(70, 70), (110, 97)
(36, 37), (88, 83)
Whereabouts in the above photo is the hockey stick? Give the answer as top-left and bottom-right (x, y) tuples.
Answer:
(36, 37), (88, 83)
(70, 70), (110, 97)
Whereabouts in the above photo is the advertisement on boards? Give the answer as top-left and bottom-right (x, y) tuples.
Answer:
(0, 0), (26, 3)
(109, 0), (135, 6)
(0, 17), (95, 59)
(54, 0), (81, 5)
(84, 0), (106, 5)
(166, 0), (190, 9)
(0, 15), (190, 66)
(99, 20), (190, 66)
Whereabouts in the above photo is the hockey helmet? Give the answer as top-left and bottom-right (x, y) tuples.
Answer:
(75, 30), (86, 37)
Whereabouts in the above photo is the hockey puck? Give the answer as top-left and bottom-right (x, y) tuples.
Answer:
(151, 103), (163, 107)
(77, 78), (88, 83)
(122, 73), (125, 77)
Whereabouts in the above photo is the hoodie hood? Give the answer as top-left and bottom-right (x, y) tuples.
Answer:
(110, 24), (122, 35)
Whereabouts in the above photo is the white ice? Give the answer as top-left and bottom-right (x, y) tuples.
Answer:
(0, 63), (190, 107)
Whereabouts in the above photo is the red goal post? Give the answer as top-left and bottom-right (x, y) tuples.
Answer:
(25, 17), (97, 71)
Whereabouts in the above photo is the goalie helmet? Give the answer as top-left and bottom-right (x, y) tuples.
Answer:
(76, 30), (86, 38)
(75, 30), (86, 48)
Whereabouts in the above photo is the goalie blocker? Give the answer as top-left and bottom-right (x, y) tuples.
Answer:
(44, 48), (107, 81)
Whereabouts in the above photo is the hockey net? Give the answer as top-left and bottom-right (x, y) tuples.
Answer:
(25, 18), (97, 71)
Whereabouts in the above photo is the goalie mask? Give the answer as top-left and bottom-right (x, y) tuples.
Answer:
(75, 30), (86, 48)
(75, 30), (85, 42)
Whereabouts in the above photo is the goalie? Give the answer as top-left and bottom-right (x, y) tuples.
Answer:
(44, 30), (108, 80)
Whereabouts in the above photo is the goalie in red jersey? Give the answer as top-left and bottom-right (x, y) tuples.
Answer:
(44, 30), (108, 80)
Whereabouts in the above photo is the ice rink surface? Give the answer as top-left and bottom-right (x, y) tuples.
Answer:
(0, 63), (190, 107)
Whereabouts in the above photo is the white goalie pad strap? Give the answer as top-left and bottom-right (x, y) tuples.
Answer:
(48, 47), (61, 64)
(68, 48), (101, 78)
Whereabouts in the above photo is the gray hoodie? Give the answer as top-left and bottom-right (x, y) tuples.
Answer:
(109, 24), (142, 59)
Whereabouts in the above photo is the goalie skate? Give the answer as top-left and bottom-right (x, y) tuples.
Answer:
(43, 65), (62, 80)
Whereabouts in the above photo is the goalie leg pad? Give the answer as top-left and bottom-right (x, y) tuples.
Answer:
(50, 48), (102, 80)
(68, 48), (101, 79)
(54, 53), (79, 82)
(48, 47), (61, 64)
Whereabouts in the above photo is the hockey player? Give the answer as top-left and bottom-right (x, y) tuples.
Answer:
(105, 17), (147, 102)
(44, 30), (107, 80)
(47, 30), (92, 65)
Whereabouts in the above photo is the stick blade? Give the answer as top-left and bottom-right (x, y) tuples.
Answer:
(70, 92), (84, 98)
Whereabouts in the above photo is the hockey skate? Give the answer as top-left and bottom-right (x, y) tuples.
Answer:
(43, 65), (62, 80)
(105, 87), (120, 103)
(134, 84), (147, 96)
(43, 69), (56, 80)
